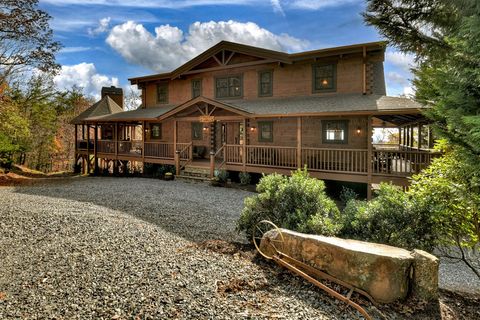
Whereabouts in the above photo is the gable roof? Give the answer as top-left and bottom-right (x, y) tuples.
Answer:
(129, 40), (386, 84)
(87, 105), (177, 122)
(70, 96), (123, 124)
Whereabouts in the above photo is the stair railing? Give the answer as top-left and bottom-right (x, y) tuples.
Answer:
(210, 143), (226, 178)
(175, 142), (193, 175)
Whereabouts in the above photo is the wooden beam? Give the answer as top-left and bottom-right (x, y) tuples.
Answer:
(114, 123), (118, 157)
(417, 124), (422, 150)
(86, 125), (90, 174)
(242, 118), (247, 171)
(142, 121), (146, 163)
(94, 124), (98, 174)
(362, 45), (367, 95)
(367, 115), (373, 200)
(74, 125), (78, 156)
(173, 120), (177, 154)
(225, 51), (235, 65)
(181, 59), (278, 75)
(212, 54), (223, 66)
(297, 117), (302, 168)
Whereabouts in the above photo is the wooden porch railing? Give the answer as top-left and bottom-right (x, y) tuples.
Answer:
(302, 148), (368, 173)
(225, 144), (243, 164)
(97, 140), (115, 154)
(245, 145), (297, 169)
(372, 150), (442, 176)
(144, 142), (174, 159)
(175, 142), (193, 175)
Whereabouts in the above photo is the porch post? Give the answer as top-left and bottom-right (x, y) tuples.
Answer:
(173, 120), (177, 155)
(114, 122), (118, 175)
(398, 127), (401, 148)
(74, 124), (78, 156)
(209, 151), (215, 178)
(296, 116), (302, 168)
(417, 123), (422, 150)
(142, 121), (146, 163)
(367, 115), (373, 200)
(86, 124), (91, 174)
(428, 125), (434, 149)
(410, 125), (414, 149)
(94, 124), (98, 174)
(242, 118), (247, 171)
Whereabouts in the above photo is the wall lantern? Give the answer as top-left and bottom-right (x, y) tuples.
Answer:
(203, 124), (209, 131)
(249, 126), (256, 132)
(356, 126), (362, 135)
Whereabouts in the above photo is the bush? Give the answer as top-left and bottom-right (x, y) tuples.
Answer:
(339, 186), (358, 205)
(239, 172), (251, 185)
(339, 183), (437, 251)
(215, 169), (229, 183)
(237, 168), (341, 241)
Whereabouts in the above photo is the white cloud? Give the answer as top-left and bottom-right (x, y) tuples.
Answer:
(54, 63), (119, 99)
(386, 71), (409, 87)
(403, 86), (415, 98)
(106, 20), (309, 73)
(59, 46), (93, 54)
(271, 0), (285, 15)
(385, 50), (416, 72)
(88, 17), (111, 36)
(286, 0), (361, 10)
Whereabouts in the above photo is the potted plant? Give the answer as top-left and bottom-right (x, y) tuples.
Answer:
(164, 172), (174, 181)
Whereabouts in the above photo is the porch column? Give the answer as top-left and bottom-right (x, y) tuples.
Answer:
(428, 126), (434, 149)
(367, 115), (373, 200)
(398, 127), (401, 148)
(74, 124), (78, 155)
(94, 124), (98, 174)
(142, 121), (146, 163)
(417, 124), (422, 150)
(242, 118), (247, 171)
(296, 116), (302, 169)
(173, 120), (177, 154)
(86, 124), (91, 174)
(113, 123), (118, 175)
(410, 125), (414, 149)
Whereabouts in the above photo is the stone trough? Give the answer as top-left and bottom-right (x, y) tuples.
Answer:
(261, 229), (439, 303)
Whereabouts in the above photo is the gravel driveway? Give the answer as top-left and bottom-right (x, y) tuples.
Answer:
(0, 177), (478, 319)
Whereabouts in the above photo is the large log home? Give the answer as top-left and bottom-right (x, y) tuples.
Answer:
(72, 41), (440, 198)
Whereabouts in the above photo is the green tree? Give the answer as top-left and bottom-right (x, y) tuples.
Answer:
(364, 0), (480, 155)
(0, 0), (61, 83)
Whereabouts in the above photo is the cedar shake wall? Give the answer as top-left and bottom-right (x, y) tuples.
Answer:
(143, 54), (383, 108)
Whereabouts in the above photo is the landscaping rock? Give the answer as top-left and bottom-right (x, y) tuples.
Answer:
(262, 229), (414, 303)
(411, 249), (439, 301)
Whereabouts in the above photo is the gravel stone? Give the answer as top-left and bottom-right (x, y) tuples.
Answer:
(0, 176), (478, 319)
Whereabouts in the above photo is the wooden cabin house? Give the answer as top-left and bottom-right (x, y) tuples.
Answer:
(72, 41), (439, 198)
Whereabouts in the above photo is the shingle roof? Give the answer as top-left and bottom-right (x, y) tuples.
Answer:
(88, 105), (176, 122)
(224, 94), (423, 116)
(70, 96), (123, 124)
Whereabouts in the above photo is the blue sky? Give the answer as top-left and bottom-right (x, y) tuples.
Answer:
(38, 0), (415, 99)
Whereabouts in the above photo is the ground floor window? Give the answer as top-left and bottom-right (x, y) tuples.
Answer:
(192, 122), (203, 140)
(322, 120), (348, 144)
(150, 123), (161, 139)
(258, 121), (273, 142)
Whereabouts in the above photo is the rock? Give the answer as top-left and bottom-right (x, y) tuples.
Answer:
(262, 229), (414, 303)
(411, 249), (439, 301)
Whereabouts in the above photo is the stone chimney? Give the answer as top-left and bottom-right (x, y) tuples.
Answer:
(101, 86), (123, 109)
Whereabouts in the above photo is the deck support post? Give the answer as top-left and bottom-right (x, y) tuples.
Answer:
(242, 118), (247, 171)
(94, 124), (98, 175)
(86, 124), (91, 174)
(297, 117), (302, 168)
(367, 115), (373, 200)
(209, 151), (215, 178)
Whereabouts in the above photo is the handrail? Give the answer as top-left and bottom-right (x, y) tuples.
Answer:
(176, 142), (193, 173)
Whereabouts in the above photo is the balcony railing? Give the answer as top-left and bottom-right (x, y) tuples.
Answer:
(78, 140), (441, 177)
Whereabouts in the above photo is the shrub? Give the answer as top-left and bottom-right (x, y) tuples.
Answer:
(237, 168), (341, 241)
(339, 186), (358, 205)
(216, 169), (229, 183)
(239, 172), (251, 185)
(339, 183), (437, 251)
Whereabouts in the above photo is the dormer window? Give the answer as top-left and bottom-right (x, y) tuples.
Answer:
(215, 75), (243, 99)
(313, 63), (336, 93)
(156, 83), (168, 104)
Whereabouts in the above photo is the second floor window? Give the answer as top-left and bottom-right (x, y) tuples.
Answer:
(313, 64), (336, 92)
(258, 70), (273, 97)
(157, 83), (168, 103)
(192, 79), (202, 98)
(215, 75), (242, 99)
